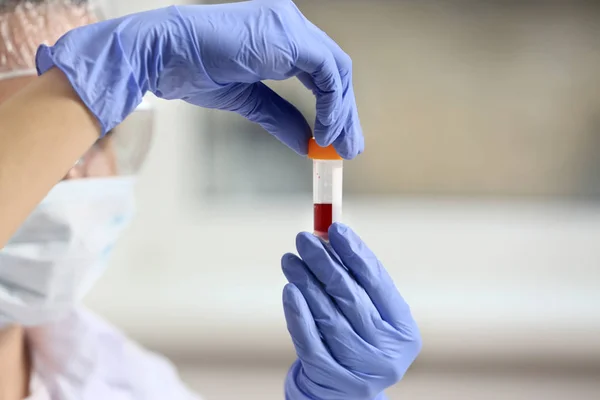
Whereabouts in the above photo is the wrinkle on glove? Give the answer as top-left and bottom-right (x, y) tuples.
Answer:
(282, 223), (422, 400)
(36, 1), (364, 159)
(26, 308), (201, 400)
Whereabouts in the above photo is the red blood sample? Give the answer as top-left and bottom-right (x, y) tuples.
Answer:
(314, 203), (333, 239)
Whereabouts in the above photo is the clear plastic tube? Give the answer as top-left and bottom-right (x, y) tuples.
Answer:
(313, 159), (343, 240)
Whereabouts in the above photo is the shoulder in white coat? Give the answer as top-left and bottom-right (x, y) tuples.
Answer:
(24, 308), (201, 400)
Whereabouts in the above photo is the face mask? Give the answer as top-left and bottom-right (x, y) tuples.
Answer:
(0, 177), (136, 327)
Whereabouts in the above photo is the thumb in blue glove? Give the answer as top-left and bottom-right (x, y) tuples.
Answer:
(282, 223), (422, 400)
(36, 1), (363, 159)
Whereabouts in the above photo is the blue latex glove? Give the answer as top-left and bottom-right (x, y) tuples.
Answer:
(35, 0), (363, 159)
(281, 223), (422, 400)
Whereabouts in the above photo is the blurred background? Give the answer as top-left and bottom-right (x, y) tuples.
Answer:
(81, 0), (600, 398)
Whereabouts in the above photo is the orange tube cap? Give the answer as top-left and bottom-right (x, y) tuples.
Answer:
(307, 138), (342, 160)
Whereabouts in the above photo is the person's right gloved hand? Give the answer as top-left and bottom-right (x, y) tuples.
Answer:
(36, 0), (363, 159)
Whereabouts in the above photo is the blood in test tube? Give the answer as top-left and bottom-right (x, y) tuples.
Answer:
(313, 203), (333, 239)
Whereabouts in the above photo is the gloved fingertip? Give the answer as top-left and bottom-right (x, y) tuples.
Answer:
(334, 144), (353, 160)
(357, 133), (366, 154)
(295, 231), (322, 254)
(328, 222), (350, 236)
(281, 252), (298, 268)
(313, 132), (334, 148)
(333, 132), (364, 160)
(313, 119), (343, 148)
(295, 230), (314, 246)
(348, 135), (365, 160)
(329, 109), (364, 159)
(282, 283), (302, 310)
(328, 223), (357, 256)
(281, 253), (305, 281)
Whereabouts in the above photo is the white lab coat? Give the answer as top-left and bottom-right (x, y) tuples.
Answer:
(24, 308), (201, 400)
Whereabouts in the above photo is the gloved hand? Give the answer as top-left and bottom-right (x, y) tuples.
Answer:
(36, 0), (363, 159)
(281, 223), (422, 400)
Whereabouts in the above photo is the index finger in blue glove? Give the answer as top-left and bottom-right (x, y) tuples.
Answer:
(194, 82), (312, 156)
(331, 84), (364, 160)
(328, 223), (417, 334)
(307, 22), (365, 159)
(295, 232), (385, 347)
(295, 47), (344, 148)
(278, 1), (345, 148)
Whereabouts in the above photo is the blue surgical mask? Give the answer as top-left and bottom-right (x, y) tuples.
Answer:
(0, 177), (136, 326)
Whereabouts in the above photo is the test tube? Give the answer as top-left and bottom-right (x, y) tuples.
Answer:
(308, 138), (343, 240)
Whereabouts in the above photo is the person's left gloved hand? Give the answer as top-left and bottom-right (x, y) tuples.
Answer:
(281, 223), (422, 400)
(36, 0), (363, 159)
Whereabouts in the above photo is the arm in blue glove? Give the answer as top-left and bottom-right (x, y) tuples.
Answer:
(282, 223), (422, 400)
(35, 0), (363, 159)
